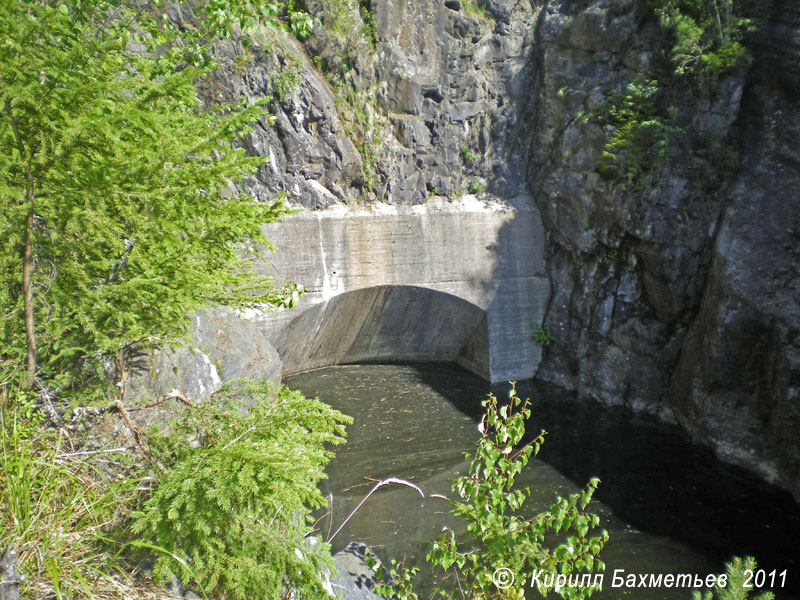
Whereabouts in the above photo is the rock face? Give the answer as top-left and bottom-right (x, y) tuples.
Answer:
(212, 0), (540, 207)
(524, 0), (800, 496)
(188, 0), (800, 496)
(330, 543), (386, 600)
(526, 0), (739, 417)
(128, 309), (282, 403)
(669, 0), (800, 494)
(365, 0), (538, 202)
(205, 35), (365, 208)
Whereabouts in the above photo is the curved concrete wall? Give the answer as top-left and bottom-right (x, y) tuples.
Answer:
(250, 194), (548, 382)
(274, 285), (489, 377)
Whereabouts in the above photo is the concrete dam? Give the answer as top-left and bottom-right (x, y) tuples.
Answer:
(251, 193), (549, 383)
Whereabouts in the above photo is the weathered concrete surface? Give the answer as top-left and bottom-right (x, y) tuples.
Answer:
(273, 285), (490, 378)
(250, 194), (548, 382)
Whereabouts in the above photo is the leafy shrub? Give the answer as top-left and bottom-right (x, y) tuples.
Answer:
(271, 63), (302, 102)
(462, 0), (495, 21)
(317, 0), (377, 63)
(358, 0), (378, 46)
(585, 0), (750, 191)
(533, 325), (555, 346)
(288, 3), (316, 40)
(335, 85), (386, 194)
(371, 385), (608, 599)
(131, 380), (351, 599)
(469, 178), (487, 194)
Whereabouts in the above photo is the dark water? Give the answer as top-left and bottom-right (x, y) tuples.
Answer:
(284, 362), (800, 599)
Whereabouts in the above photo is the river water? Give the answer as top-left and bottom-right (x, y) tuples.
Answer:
(284, 362), (800, 599)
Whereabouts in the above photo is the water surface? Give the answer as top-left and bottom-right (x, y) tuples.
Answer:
(285, 363), (800, 599)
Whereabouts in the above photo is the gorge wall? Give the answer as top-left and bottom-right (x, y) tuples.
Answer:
(187, 0), (800, 498)
(525, 0), (800, 497)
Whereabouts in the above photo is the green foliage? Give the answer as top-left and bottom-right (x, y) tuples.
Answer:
(651, 0), (752, 85)
(373, 386), (608, 599)
(271, 63), (302, 101)
(1, 399), (141, 598)
(689, 131), (740, 191)
(368, 553), (420, 600)
(461, 0), (495, 21)
(132, 380), (352, 599)
(316, 0), (378, 69)
(0, 0), (302, 401)
(596, 77), (681, 191)
(320, 0), (382, 195)
(0, 3), (342, 598)
(287, 0), (317, 40)
(461, 146), (476, 162)
(146, 0), (318, 63)
(582, 0), (750, 190)
(469, 178), (487, 194)
(335, 84), (386, 195)
(533, 325), (555, 347)
(692, 556), (775, 600)
(358, 0), (379, 47)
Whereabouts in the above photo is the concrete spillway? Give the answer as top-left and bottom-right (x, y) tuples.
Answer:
(252, 194), (549, 383)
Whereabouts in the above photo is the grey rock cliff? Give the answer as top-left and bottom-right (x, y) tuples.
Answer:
(669, 0), (800, 495)
(330, 543), (386, 600)
(205, 35), (365, 208)
(128, 309), (282, 403)
(191, 0), (800, 497)
(214, 0), (541, 206)
(525, 0), (800, 496)
(526, 0), (739, 417)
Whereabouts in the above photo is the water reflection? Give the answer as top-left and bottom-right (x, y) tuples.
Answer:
(285, 362), (800, 599)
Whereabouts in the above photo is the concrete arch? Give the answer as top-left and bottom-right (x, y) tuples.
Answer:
(274, 285), (489, 378)
(255, 195), (549, 382)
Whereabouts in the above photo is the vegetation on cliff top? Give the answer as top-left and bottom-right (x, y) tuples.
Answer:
(595, 0), (751, 191)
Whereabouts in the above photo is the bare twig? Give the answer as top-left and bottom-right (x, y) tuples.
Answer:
(341, 480), (375, 493)
(126, 391), (199, 412)
(56, 447), (132, 459)
(326, 493), (334, 542)
(267, 504), (283, 529)
(328, 478), (425, 543)
(509, 430), (547, 462)
(114, 401), (165, 474)
(220, 399), (288, 451)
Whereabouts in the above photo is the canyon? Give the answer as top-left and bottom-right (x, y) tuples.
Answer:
(137, 0), (800, 500)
